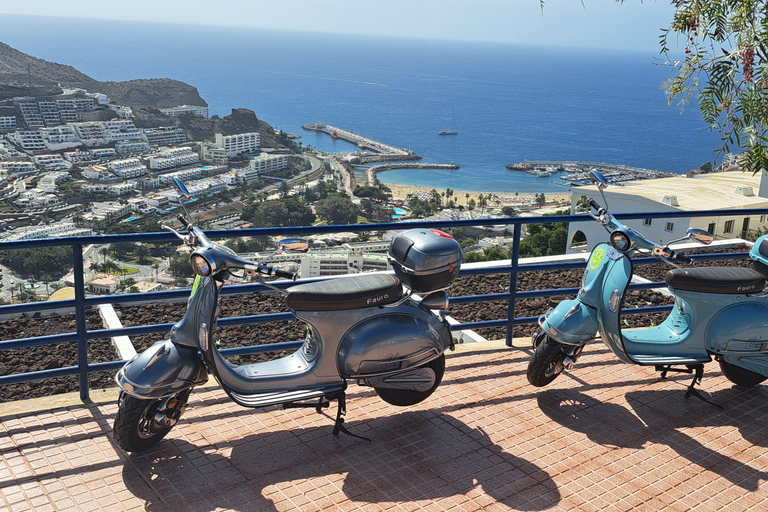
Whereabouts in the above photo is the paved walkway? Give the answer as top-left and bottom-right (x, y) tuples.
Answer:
(2, 340), (768, 511)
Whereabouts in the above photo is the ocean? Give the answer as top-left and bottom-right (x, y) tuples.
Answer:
(0, 14), (724, 194)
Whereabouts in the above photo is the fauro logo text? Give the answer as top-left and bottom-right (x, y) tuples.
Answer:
(367, 294), (389, 304)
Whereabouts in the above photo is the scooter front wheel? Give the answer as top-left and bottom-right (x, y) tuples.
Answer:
(527, 334), (569, 387)
(113, 390), (190, 452)
(375, 355), (445, 406)
(719, 359), (767, 388)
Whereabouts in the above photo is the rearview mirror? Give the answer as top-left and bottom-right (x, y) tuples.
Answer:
(590, 170), (608, 189)
(686, 228), (713, 245)
(172, 177), (192, 201)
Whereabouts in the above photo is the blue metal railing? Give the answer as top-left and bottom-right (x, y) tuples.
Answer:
(0, 208), (763, 400)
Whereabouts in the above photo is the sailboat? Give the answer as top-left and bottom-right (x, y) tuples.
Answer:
(438, 109), (458, 135)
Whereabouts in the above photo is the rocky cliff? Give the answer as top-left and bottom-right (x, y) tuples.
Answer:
(0, 42), (206, 108)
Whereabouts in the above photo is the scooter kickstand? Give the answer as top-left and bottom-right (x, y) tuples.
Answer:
(683, 365), (724, 410)
(327, 392), (371, 442)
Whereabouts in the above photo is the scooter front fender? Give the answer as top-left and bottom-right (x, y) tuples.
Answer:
(115, 339), (208, 399)
(540, 299), (599, 345)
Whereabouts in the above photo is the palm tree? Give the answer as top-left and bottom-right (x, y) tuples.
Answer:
(41, 273), (51, 298)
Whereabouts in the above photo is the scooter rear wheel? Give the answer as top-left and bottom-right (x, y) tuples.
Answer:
(113, 391), (189, 452)
(375, 355), (445, 406)
(527, 334), (568, 387)
(719, 359), (767, 388)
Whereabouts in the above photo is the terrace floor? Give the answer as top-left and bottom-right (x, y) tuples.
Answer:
(2, 339), (768, 511)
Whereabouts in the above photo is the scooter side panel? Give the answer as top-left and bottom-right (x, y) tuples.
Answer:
(115, 339), (208, 399)
(707, 300), (768, 376)
(336, 312), (450, 377)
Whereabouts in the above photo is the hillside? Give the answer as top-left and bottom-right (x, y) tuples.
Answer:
(0, 42), (206, 108)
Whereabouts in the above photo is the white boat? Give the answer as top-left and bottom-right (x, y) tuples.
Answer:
(438, 110), (458, 135)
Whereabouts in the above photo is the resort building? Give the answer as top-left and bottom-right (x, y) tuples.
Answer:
(158, 167), (202, 184)
(149, 147), (199, 170)
(33, 154), (70, 171)
(0, 161), (36, 175)
(37, 172), (70, 193)
(108, 158), (147, 178)
(200, 142), (228, 165)
(184, 177), (227, 197)
(91, 148), (117, 159)
(0, 116), (17, 131)
(115, 140), (150, 155)
(39, 126), (81, 150)
(5, 222), (92, 241)
(566, 169), (768, 252)
(299, 252), (390, 278)
(160, 105), (209, 118)
(143, 127), (187, 146)
(214, 132), (260, 158)
(249, 154), (287, 175)
(103, 120), (143, 141)
(71, 122), (110, 147)
(7, 131), (47, 152)
(83, 165), (112, 181)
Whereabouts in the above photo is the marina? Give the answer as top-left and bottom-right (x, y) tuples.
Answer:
(506, 160), (676, 185)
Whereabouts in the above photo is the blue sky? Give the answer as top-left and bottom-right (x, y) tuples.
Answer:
(0, 1), (677, 52)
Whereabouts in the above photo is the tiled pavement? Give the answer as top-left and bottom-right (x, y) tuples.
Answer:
(2, 340), (768, 511)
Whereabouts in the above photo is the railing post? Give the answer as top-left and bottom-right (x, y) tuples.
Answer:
(506, 222), (521, 347)
(73, 243), (89, 401)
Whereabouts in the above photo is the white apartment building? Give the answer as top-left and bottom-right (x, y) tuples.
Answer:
(200, 142), (228, 165)
(38, 172), (70, 193)
(143, 127), (187, 146)
(160, 105), (209, 118)
(0, 117), (17, 130)
(145, 193), (171, 209)
(63, 150), (94, 163)
(299, 252), (390, 277)
(215, 132), (260, 158)
(0, 161), (36, 175)
(103, 120), (143, 141)
(185, 177), (226, 197)
(158, 167), (202, 184)
(108, 158), (147, 178)
(72, 122), (109, 146)
(566, 170), (768, 253)
(91, 148), (117, 159)
(5, 222), (93, 241)
(0, 140), (24, 159)
(115, 140), (150, 155)
(16, 101), (44, 127)
(15, 188), (58, 207)
(149, 147), (199, 170)
(33, 154), (70, 171)
(7, 131), (47, 151)
(83, 182), (135, 196)
(39, 125), (81, 151)
(83, 165), (112, 181)
(250, 154), (287, 175)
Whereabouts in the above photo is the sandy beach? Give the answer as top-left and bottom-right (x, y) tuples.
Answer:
(385, 183), (571, 207)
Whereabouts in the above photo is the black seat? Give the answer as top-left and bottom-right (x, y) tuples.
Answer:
(285, 274), (403, 311)
(665, 267), (765, 294)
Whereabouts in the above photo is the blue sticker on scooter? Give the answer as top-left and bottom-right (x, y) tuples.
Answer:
(589, 247), (605, 270)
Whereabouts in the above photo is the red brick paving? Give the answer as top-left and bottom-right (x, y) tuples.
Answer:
(2, 341), (768, 511)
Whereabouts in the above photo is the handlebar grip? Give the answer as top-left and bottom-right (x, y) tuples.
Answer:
(274, 268), (298, 281)
(675, 253), (693, 264)
(177, 214), (190, 229)
(588, 198), (602, 211)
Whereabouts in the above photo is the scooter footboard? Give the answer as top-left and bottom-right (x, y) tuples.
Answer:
(115, 339), (208, 399)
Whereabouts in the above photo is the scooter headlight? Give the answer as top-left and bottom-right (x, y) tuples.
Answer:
(609, 229), (634, 252)
(190, 252), (213, 277)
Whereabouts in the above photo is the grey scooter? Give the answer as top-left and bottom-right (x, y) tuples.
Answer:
(113, 178), (462, 452)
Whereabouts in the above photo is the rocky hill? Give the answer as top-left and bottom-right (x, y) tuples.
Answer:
(0, 42), (206, 108)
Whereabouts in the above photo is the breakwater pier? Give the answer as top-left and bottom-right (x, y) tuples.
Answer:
(302, 122), (418, 161)
(366, 162), (460, 186)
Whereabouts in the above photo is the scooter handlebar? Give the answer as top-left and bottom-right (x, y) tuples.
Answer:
(588, 198), (602, 211)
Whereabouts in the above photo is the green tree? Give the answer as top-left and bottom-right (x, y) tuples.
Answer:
(315, 196), (360, 225)
(661, 1), (768, 173)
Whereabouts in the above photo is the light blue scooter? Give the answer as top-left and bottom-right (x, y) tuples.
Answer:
(527, 170), (768, 403)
